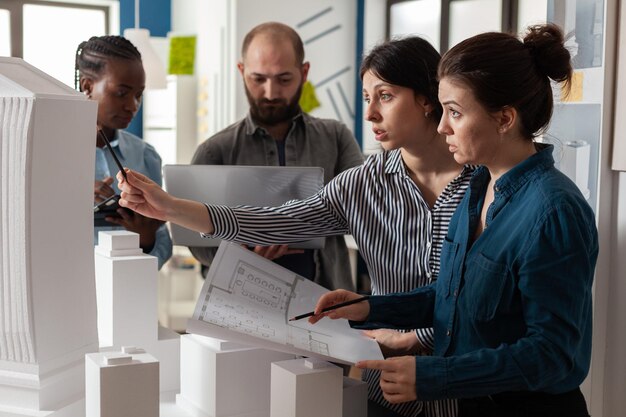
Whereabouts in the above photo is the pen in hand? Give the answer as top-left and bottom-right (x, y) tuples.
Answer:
(288, 295), (370, 321)
(98, 129), (128, 182)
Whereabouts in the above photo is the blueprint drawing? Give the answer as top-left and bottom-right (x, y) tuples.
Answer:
(188, 242), (383, 364)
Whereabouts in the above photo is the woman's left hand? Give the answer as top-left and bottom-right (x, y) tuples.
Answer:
(251, 244), (304, 260)
(363, 329), (426, 357)
(356, 356), (417, 404)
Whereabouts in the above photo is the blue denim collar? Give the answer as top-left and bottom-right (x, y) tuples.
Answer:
(471, 143), (554, 198)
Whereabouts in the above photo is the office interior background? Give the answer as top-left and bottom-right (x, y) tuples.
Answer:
(1, 0), (626, 416)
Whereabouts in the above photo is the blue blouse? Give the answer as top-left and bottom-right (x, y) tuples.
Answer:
(360, 144), (598, 400)
(94, 129), (172, 269)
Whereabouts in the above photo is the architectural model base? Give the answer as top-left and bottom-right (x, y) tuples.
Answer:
(0, 352), (93, 416)
(0, 398), (85, 417)
(176, 334), (294, 417)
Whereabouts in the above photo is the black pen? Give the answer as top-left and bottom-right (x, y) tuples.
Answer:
(288, 295), (370, 321)
(98, 129), (128, 182)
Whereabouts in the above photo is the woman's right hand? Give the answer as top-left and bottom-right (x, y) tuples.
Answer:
(116, 169), (174, 222)
(117, 168), (215, 235)
(308, 289), (370, 324)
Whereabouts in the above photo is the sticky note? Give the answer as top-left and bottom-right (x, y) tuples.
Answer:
(562, 71), (583, 102)
(169, 35), (197, 75)
(299, 80), (321, 113)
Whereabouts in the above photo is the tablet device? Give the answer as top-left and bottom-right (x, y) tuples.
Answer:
(93, 194), (131, 227)
(163, 165), (325, 249)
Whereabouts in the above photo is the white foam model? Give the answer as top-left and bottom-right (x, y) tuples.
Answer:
(176, 334), (294, 417)
(561, 140), (591, 199)
(86, 347), (159, 417)
(270, 358), (343, 417)
(0, 57), (99, 415)
(94, 230), (180, 392)
(341, 377), (367, 417)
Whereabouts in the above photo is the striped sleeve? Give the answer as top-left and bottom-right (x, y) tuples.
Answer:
(200, 169), (357, 245)
(416, 328), (435, 351)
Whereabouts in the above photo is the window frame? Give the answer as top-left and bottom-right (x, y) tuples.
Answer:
(386, 0), (519, 52)
(0, 0), (113, 58)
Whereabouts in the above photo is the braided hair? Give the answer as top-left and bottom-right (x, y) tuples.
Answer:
(74, 35), (141, 92)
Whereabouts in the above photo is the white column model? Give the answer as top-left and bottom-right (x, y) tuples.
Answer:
(95, 230), (180, 392)
(0, 58), (99, 416)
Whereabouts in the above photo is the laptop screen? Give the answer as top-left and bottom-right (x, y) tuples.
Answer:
(162, 164), (326, 248)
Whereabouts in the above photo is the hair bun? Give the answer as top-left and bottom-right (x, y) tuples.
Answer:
(523, 23), (572, 84)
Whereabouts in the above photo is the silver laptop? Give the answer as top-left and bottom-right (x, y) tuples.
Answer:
(162, 165), (326, 249)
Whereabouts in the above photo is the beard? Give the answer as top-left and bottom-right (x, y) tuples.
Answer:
(245, 83), (303, 126)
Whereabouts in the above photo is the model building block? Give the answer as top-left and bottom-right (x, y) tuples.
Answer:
(85, 349), (159, 417)
(342, 376), (367, 417)
(270, 358), (342, 417)
(176, 334), (294, 417)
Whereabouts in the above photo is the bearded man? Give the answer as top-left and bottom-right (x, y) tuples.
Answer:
(188, 22), (364, 290)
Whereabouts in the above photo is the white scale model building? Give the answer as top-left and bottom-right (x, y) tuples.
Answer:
(0, 57), (98, 416)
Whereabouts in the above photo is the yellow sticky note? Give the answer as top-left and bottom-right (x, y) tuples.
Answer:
(562, 71), (583, 102)
(299, 81), (320, 113)
(169, 36), (196, 75)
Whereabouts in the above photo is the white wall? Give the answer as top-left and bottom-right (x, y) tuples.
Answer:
(233, 0), (357, 125)
(601, 174), (626, 416)
(361, 0), (386, 154)
(173, 0), (358, 140)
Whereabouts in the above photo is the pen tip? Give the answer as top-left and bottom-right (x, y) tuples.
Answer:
(288, 318), (294, 321)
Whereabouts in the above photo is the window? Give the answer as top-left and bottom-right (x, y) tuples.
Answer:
(387, 0), (518, 52)
(390, 0), (441, 50)
(23, 4), (106, 86)
(449, 0), (502, 47)
(2, 0), (117, 87)
(0, 9), (10, 56)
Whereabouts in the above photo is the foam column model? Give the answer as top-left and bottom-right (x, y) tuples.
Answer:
(95, 230), (180, 392)
(0, 57), (98, 416)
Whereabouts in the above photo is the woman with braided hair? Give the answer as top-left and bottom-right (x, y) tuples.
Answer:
(76, 35), (171, 269)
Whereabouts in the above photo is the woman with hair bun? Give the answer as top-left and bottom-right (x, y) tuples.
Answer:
(311, 24), (597, 417)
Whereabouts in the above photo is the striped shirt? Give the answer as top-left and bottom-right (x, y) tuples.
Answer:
(205, 149), (474, 417)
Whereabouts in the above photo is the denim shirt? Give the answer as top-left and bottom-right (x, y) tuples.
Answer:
(94, 130), (172, 269)
(361, 144), (598, 400)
